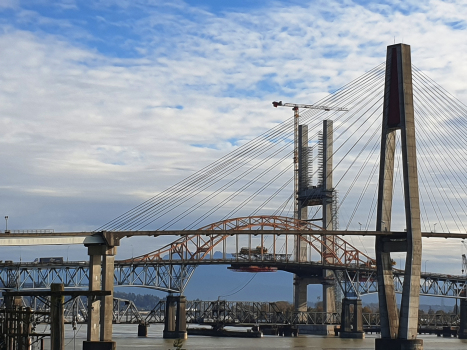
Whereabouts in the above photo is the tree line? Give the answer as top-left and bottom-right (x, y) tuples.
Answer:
(114, 291), (161, 310)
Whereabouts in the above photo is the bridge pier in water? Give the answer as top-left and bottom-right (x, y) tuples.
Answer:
(374, 43), (423, 350)
(83, 244), (117, 350)
(339, 298), (364, 339)
(163, 295), (188, 339)
(458, 299), (467, 339)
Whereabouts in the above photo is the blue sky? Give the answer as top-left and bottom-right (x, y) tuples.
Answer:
(1, 0), (467, 301)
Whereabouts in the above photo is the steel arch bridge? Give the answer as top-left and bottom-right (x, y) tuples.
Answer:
(122, 215), (372, 266)
(0, 216), (465, 298)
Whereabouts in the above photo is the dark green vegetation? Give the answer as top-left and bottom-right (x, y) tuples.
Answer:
(114, 291), (161, 310)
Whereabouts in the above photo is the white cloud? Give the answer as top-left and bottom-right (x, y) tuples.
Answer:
(0, 0), (466, 274)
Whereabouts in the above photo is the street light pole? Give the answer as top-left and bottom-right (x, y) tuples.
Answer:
(4, 216), (8, 233)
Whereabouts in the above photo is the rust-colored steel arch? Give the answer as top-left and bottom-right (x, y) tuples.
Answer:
(197, 215), (322, 231)
(123, 216), (375, 267)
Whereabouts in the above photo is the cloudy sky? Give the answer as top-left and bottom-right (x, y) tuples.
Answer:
(1, 0), (467, 300)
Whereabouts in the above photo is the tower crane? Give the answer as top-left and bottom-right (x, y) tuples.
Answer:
(272, 101), (348, 220)
(272, 101), (348, 112)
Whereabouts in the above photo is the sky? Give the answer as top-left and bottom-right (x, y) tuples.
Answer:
(1, 0), (467, 301)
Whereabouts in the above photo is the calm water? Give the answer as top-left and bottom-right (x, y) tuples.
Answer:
(34, 324), (467, 349)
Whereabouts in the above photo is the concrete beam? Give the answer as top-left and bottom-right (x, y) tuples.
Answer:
(0, 230), (465, 247)
(0, 235), (104, 246)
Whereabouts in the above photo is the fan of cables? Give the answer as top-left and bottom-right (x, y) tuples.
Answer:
(96, 62), (467, 240)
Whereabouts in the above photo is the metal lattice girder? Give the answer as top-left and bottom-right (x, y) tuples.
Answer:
(2, 297), (460, 327)
(113, 297), (143, 324)
(19, 295), (145, 324)
(114, 263), (197, 293)
(135, 299), (460, 327)
(145, 300), (166, 323)
(0, 263), (197, 294)
(145, 299), (343, 325)
(64, 296), (88, 322)
(334, 268), (467, 299)
(1, 261), (467, 298)
(363, 313), (381, 326)
(290, 311), (341, 325)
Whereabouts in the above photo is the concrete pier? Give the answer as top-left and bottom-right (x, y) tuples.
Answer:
(83, 244), (117, 350)
(138, 323), (148, 337)
(340, 298), (364, 339)
(50, 284), (65, 350)
(163, 295), (188, 339)
(458, 298), (467, 339)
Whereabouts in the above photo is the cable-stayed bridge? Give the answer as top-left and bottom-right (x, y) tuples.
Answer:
(1, 217), (466, 298)
(2, 43), (467, 349)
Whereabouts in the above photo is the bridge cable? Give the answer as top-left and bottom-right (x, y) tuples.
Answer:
(96, 63), (386, 231)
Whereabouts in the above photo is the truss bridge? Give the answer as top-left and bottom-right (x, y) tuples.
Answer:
(1, 215), (466, 300)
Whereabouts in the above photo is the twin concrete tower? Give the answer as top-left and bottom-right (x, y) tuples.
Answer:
(293, 43), (423, 349)
(293, 118), (336, 316)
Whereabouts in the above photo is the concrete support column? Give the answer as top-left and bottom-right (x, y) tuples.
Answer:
(322, 120), (336, 315)
(322, 120), (333, 232)
(137, 323), (148, 337)
(163, 295), (187, 339)
(323, 277), (336, 314)
(164, 296), (176, 335)
(176, 296), (187, 339)
(293, 276), (326, 314)
(84, 245), (117, 350)
(340, 298), (364, 338)
(297, 125), (309, 224)
(293, 276), (308, 313)
(50, 284), (64, 350)
(293, 125), (309, 313)
(458, 298), (467, 339)
(100, 248), (116, 342)
(86, 246), (103, 342)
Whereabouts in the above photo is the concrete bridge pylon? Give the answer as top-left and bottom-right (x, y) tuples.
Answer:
(375, 43), (423, 350)
(293, 116), (338, 329)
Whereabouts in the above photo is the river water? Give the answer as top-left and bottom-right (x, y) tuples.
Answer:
(35, 324), (467, 349)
